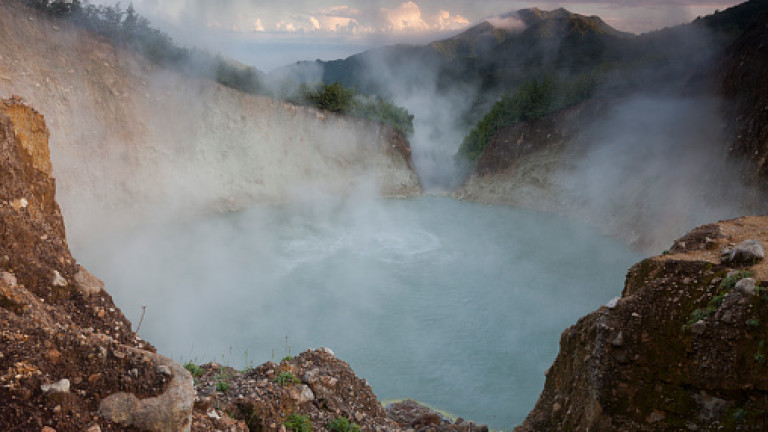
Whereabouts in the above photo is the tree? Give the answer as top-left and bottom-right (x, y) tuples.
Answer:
(305, 82), (356, 113)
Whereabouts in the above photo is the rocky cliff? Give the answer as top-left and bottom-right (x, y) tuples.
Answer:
(721, 11), (768, 183)
(0, 0), (420, 244)
(516, 217), (768, 431)
(0, 98), (197, 431)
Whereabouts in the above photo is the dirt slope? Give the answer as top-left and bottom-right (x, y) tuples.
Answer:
(0, 1), (420, 244)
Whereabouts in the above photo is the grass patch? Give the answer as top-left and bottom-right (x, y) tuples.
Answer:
(285, 413), (312, 432)
(274, 371), (301, 386)
(183, 362), (204, 378)
(328, 417), (362, 432)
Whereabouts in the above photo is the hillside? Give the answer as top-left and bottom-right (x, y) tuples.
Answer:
(0, 0), (421, 244)
(276, 7), (631, 100)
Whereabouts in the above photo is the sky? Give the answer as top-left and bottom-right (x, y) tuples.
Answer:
(91, 0), (745, 72)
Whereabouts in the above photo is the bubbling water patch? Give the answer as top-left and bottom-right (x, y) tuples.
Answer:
(74, 196), (641, 428)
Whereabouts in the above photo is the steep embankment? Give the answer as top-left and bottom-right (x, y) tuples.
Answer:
(0, 1), (420, 243)
(516, 217), (768, 431)
(721, 11), (768, 182)
(0, 99), (196, 431)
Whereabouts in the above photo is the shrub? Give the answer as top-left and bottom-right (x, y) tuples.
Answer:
(285, 414), (312, 432)
(274, 371), (301, 386)
(458, 72), (600, 161)
(328, 416), (362, 432)
(183, 362), (204, 378)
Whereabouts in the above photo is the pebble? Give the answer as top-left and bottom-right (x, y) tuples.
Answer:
(606, 297), (620, 309)
(723, 239), (764, 264)
(734, 278), (757, 295)
(290, 385), (315, 404)
(51, 270), (67, 288)
(303, 368), (319, 384)
(318, 347), (335, 356)
(41, 378), (70, 394)
(691, 320), (707, 335)
(611, 331), (624, 347)
(0, 271), (17, 286)
(156, 365), (172, 376)
(86, 426), (101, 432)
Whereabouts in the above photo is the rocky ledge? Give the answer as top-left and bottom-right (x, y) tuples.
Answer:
(516, 216), (768, 431)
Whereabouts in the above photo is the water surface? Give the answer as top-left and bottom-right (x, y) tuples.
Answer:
(75, 196), (641, 428)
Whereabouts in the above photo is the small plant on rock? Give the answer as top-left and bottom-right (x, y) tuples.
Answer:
(285, 413), (312, 432)
(719, 271), (754, 290)
(746, 318), (760, 327)
(274, 371), (301, 386)
(216, 380), (230, 392)
(328, 416), (362, 432)
(183, 362), (204, 378)
(754, 353), (766, 366)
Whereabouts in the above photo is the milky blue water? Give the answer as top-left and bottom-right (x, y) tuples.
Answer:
(74, 195), (641, 428)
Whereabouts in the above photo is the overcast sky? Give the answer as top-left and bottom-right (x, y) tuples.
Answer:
(91, 0), (744, 71)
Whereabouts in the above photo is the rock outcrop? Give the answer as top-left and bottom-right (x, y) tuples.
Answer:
(0, 0), (421, 244)
(721, 10), (768, 183)
(516, 216), (768, 431)
(189, 349), (489, 432)
(0, 99), (197, 431)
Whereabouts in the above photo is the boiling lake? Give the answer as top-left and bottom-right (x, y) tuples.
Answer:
(74, 195), (642, 428)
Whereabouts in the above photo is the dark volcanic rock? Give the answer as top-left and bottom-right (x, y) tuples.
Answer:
(515, 216), (768, 431)
(721, 10), (768, 182)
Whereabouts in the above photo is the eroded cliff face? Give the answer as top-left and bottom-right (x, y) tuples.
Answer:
(516, 216), (768, 431)
(0, 1), (420, 244)
(721, 11), (768, 182)
(0, 99), (198, 431)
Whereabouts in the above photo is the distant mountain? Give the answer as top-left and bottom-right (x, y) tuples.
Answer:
(274, 7), (631, 97)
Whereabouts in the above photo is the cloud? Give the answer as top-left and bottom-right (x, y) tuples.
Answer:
(379, 2), (469, 33)
(380, 1), (430, 32)
(486, 15), (526, 32)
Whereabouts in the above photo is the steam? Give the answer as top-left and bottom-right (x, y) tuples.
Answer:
(75, 194), (641, 429)
(486, 15), (526, 32)
(552, 95), (759, 251)
(350, 49), (479, 192)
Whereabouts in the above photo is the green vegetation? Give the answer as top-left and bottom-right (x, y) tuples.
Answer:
(746, 318), (760, 327)
(281, 355), (294, 363)
(274, 371), (301, 386)
(295, 82), (414, 136)
(183, 362), (204, 378)
(22, 0), (265, 95)
(732, 407), (748, 423)
(327, 416), (362, 432)
(719, 271), (754, 290)
(285, 413), (312, 432)
(684, 271), (757, 328)
(458, 73), (598, 161)
(216, 365), (232, 392)
(754, 353), (766, 366)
